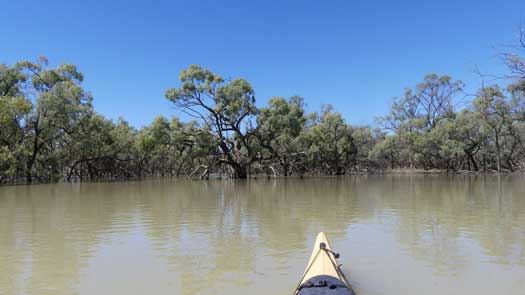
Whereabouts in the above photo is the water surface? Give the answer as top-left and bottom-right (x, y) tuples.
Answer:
(1, 175), (525, 294)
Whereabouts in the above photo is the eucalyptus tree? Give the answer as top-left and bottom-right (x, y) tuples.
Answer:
(71, 117), (139, 179)
(165, 65), (257, 178)
(133, 116), (213, 176)
(66, 114), (119, 180)
(414, 74), (463, 130)
(136, 116), (171, 176)
(349, 126), (382, 170)
(303, 106), (357, 175)
(109, 118), (138, 177)
(0, 63), (31, 181)
(490, 25), (525, 170)
(13, 57), (93, 182)
(473, 86), (518, 172)
(369, 135), (401, 169)
(168, 118), (216, 176)
(378, 74), (464, 169)
(454, 110), (489, 171)
(501, 25), (525, 83)
(256, 96), (306, 176)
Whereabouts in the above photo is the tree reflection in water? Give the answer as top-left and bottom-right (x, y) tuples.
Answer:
(0, 175), (524, 295)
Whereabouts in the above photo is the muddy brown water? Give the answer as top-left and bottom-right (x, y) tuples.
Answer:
(1, 175), (525, 294)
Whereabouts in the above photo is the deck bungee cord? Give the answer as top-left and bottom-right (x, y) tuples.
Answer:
(293, 233), (354, 295)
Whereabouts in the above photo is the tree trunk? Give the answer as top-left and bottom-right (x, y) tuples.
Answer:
(495, 133), (501, 172)
(233, 163), (248, 178)
(26, 140), (39, 183)
(281, 156), (289, 177)
(465, 151), (478, 171)
(26, 160), (34, 183)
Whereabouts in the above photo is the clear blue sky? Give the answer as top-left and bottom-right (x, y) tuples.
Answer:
(1, 0), (524, 127)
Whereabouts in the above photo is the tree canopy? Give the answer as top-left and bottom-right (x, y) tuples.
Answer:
(1, 29), (525, 183)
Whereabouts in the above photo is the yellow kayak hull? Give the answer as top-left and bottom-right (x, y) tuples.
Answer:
(295, 232), (354, 295)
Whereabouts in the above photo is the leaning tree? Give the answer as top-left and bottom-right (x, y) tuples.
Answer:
(165, 65), (257, 178)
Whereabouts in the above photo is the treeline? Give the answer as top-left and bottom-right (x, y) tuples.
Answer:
(1, 37), (525, 183)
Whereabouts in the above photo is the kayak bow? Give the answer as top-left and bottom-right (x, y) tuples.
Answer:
(294, 232), (355, 295)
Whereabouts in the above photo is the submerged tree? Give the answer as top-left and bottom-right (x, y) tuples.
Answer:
(302, 106), (357, 175)
(18, 57), (93, 182)
(4, 30), (525, 185)
(165, 65), (257, 178)
(474, 85), (525, 172)
(0, 64), (32, 181)
(453, 110), (488, 171)
(256, 96), (306, 176)
(377, 74), (464, 169)
(0, 57), (93, 183)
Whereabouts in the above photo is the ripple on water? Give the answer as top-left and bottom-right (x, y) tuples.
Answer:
(1, 176), (525, 295)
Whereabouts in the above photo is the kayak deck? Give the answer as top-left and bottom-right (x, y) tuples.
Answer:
(295, 232), (354, 295)
(296, 275), (354, 295)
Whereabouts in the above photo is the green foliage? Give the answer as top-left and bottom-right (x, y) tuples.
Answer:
(165, 65), (257, 178)
(472, 85), (524, 171)
(301, 106), (358, 175)
(256, 96), (306, 175)
(1, 50), (525, 184)
(370, 136), (401, 168)
(379, 74), (463, 132)
(0, 146), (17, 181)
